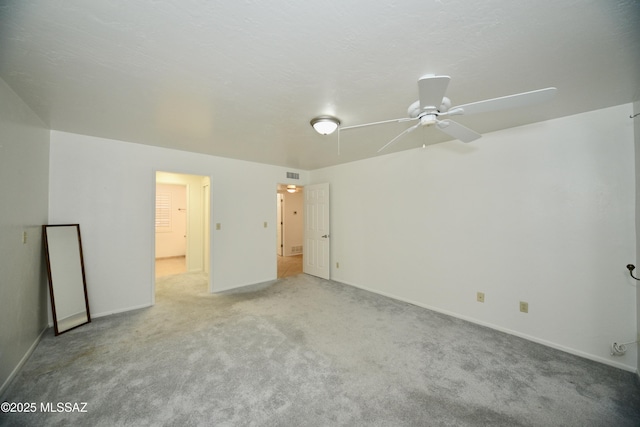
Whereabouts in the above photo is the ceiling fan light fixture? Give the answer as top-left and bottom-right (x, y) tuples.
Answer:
(310, 116), (340, 135)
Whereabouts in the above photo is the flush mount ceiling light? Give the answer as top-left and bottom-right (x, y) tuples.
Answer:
(310, 116), (340, 135)
(287, 185), (297, 193)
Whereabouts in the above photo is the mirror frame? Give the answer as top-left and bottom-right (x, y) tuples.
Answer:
(43, 224), (91, 335)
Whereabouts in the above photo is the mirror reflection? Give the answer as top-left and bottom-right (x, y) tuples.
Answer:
(43, 224), (91, 335)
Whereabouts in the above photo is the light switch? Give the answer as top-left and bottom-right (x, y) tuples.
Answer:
(22, 231), (27, 244)
(216, 223), (221, 230)
(519, 301), (529, 313)
(264, 222), (268, 228)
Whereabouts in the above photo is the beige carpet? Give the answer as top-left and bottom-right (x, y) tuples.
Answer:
(2, 272), (639, 426)
(155, 256), (186, 277)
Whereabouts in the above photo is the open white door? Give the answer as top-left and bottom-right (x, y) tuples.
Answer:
(303, 183), (330, 279)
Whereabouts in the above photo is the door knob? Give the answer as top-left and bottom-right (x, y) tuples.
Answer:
(321, 234), (330, 238)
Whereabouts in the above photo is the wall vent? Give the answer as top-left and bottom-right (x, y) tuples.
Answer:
(286, 172), (299, 180)
(291, 245), (303, 254)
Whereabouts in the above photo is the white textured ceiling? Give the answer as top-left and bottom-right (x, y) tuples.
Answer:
(1, 0), (639, 170)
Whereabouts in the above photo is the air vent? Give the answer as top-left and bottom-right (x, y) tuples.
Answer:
(286, 172), (299, 180)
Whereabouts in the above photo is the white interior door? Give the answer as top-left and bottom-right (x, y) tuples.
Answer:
(303, 183), (330, 279)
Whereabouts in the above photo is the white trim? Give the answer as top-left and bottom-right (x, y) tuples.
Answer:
(212, 278), (277, 294)
(333, 277), (637, 373)
(91, 303), (153, 319)
(0, 326), (48, 397)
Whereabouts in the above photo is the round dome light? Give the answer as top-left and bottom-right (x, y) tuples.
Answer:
(310, 116), (340, 135)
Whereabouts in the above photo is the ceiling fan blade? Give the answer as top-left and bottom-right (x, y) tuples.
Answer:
(377, 123), (420, 152)
(341, 117), (416, 131)
(436, 120), (481, 143)
(451, 87), (557, 116)
(419, 75), (450, 112)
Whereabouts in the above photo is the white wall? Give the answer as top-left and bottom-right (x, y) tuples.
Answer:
(48, 131), (308, 317)
(311, 104), (637, 371)
(0, 78), (50, 394)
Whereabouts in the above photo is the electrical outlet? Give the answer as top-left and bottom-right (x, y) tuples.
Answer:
(477, 292), (485, 303)
(263, 221), (268, 228)
(216, 223), (221, 230)
(611, 342), (627, 356)
(519, 301), (529, 313)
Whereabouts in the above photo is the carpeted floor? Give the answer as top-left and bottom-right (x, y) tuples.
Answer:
(2, 273), (639, 426)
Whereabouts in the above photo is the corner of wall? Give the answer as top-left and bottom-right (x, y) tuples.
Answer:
(0, 76), (51, 395)
(0, 327), (47, 398)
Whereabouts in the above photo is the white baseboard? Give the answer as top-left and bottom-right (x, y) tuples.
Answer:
(333, 278), (637, 373)
(91, 302), (153, 319)
(212, 277), (277, 294)
(0, 326), (48, 398)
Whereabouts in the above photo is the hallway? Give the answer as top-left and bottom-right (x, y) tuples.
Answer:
(277, 254), (302, 278)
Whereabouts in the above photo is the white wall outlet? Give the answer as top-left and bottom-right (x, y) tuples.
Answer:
(477, 292), (485, 303)
(611, 342), (627, 356)
(519, 301), (529, 313)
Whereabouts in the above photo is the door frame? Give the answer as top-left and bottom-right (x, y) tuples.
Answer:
(277, 192), (284, 256)
(276, 184), (305, 277)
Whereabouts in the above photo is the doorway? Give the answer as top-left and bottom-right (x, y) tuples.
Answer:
(277, 184), (303, 278)
(155, 171), (211, 291)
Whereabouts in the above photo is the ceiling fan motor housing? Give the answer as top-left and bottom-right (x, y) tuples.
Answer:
(408, 97), (451, 118)
(420, 114), (437, 127)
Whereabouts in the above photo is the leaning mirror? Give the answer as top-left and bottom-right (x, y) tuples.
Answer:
(43, 224), (91, 335)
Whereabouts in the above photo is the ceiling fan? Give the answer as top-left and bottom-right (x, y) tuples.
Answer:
(341, 75), (557, 152)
